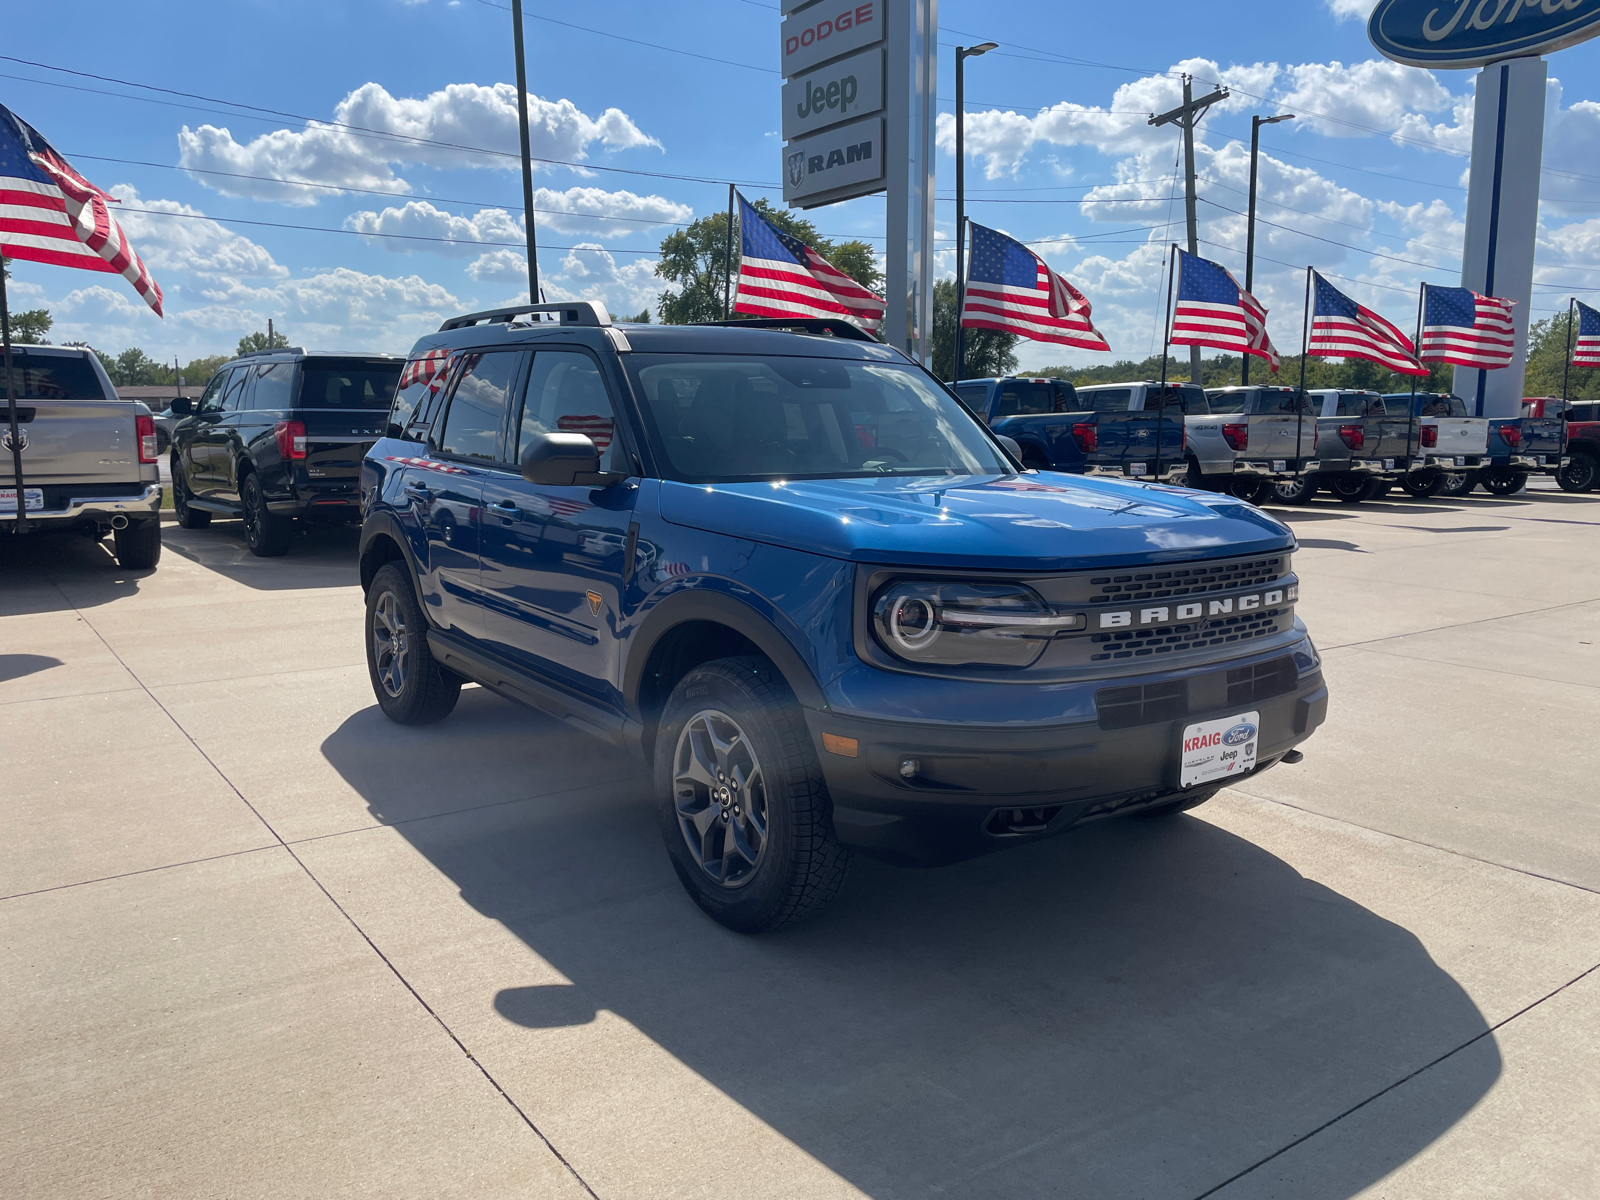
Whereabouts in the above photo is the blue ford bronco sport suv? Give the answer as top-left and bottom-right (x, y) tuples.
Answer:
(358, 302), (1327, 932)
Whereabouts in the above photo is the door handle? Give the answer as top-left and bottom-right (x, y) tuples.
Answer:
(404, 479), (432, 498)
(490, 498), (519, 519)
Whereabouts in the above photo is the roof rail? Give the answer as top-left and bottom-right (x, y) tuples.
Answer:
(692, 317), (880, 344)
(234, 346), (306, 359)
(439, 300), (611, 332)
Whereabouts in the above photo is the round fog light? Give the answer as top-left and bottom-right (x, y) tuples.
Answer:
(899, 758), (920, 779)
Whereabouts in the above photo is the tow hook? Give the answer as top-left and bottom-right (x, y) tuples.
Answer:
(1282, 749), (1305, 764)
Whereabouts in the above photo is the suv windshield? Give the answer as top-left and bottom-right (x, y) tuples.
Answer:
(628, 354), (1011, 482)
(0, 352), (104, 400)
(298, 359), (402, 409)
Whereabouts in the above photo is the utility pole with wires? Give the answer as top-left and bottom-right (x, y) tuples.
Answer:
(1150, 75), (1228, 386)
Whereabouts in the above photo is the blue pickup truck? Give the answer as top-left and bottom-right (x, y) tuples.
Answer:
(358, 307), (1327, 932)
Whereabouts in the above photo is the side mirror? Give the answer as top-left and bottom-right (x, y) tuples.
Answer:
(995, 433), (1023, 460)
(168, 396), (193, 415)
(520, 431), (623, 487)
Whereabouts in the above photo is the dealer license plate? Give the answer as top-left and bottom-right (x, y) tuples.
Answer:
(0, 487), (43, 514)
(1455, 456), (1466, 467)
(1272, 460), (1287, 472)
(1128, 463), (1147, 477)
(1538, 456), (1550, 466)
(1180, 710), (1260, 788)
(1384, 458), (1395, 469)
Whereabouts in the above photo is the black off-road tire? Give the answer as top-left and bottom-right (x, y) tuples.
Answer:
(1401, 468), (1446, 498)
(654, 656), (849, 934)
(1021, 447), (1050, 472)
(240, 471), (291, 556)
(112, 519), (162, 569)
(1227, 475), (1263, 500)
(1557, 454), (1597, 493)
(1481, 467), (1529, 496)
(1328, 473), (1369, 504)
(171, 456), (211, 528)
(365, 562), (461, 725)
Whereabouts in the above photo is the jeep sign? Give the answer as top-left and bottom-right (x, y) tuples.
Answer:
(780, 0), (883, 78)
(781, 114), (885, 206)
(1369, 0), (1600, 67)
(781, 46), (884, 141)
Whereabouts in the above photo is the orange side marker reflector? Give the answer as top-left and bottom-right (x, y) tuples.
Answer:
(822, 733), (858, 758)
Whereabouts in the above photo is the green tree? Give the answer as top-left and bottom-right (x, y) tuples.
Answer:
(182, 353), (232, 385)
(930, 279), (1018, 380)
(1037, 351), (1451, 394)
(11, 309), (52, 344)
(655, 198), (882, 325)
(1523, 310), (1600, 402)
(237, 328), (290, 356)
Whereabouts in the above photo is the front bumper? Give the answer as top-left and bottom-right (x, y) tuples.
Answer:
(3, 483), (162, 529)
(807, 662), (1328, 866)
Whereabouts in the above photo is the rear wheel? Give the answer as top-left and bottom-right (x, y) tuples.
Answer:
(1481, 467), (1529, 496)
(1020, 447), (1050, 472)
(1269, 474), (1318, 505)
(655, 656), (849, 933)
(1557, 454), (1597, 493)
(1401, 468), (1446, 498)
(112, 519), (161, 569)
(1441, 470), (1478, 498)
(171, 456), (211, 529)
(1227, 476), (1263, 500)
(1360, 478), (1392, 502)
(240, 472), (290, 556)
(1328, 473), (1369, 504)
(365, 561), (461, 725)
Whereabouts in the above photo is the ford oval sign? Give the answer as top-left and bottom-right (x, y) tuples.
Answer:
(1222, 722), (1258, 747)
(1369, 0), (1600, 69)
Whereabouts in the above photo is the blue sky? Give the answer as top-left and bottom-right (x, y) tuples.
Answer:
(7, 0), (1600, 371)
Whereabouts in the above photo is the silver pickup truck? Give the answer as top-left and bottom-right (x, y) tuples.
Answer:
(2, 345), (163, 568)
(1196, 386), (1318, 494)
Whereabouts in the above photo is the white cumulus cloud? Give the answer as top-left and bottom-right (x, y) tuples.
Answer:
(108, 186), (287, 280)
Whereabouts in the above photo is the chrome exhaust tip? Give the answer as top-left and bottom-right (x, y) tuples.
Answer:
(109, 514), (129, 530)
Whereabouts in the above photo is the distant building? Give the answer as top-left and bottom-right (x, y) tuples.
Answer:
(116, 384), (203, 408)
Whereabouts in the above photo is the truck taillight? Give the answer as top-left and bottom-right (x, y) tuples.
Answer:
(1420, 426), (1438, 447)
(1338, 424), (1364, 450)
(1499, 424), (1521, 448)
(274, 420), (307, 459)
(136, 414), (158, 463)
(1221, 423), (1248, 451)
(1071, 423), (1098, 453)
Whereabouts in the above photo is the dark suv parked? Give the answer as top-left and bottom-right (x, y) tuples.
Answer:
(168, 349), (403, 555)
(359, 303), (1328, 932)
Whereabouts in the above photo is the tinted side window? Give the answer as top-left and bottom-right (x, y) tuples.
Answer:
(198, 370), (228, 412)
(437, 351), (523, 461)
(953, 386), (988, 415)
(993, 382), (1055, 418)
(1052, 381), (1079, 411)
(390, 350), (452, 440)
(1145, 387), (1194, 413)
(1084, 389), (1131, 412)
(298, 359), (403, 410)
(251, 363), (296, 410)
(1, 353), (106, 400)
(517, 350), (626, 474)
(1335, 394), (1367, 417)
(1266, 392), (1311, 414)
(221, 367), (251, 412)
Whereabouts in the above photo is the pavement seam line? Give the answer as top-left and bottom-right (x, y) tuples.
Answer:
(1314, 593), (1600, 652)
(48, 579), (605, 1200)
(1223, 788), (1600, 899)
(1, 843), (282, 902)
(1343, 643), (1600, 693)
(1189, 958), (1600, 1200)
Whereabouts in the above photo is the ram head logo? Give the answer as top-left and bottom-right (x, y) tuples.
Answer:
(1, 428), (27, 453)
(787, 151), (806, 189)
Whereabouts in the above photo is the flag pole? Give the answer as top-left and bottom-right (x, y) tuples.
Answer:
(1294, 267), (1311, 479)
(510, 0), (540, 307)
(1562, 296), (1575, 406)
(0, 260), (26, 534)
(1154, 244), (1177, 482)
(1407, 283), (1425, 468)
(724, 184), (736, 320)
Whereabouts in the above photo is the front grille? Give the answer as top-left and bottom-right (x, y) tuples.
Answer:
(1087, 557), (1284, 605)
(1094, 654), (1299, 731)
(1087, 607), (1288, 662)
(1095, 680), (1188, 731)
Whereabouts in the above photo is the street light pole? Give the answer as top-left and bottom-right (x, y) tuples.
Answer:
(1242, 111), (1294, 385)
(953, 41), (997, 384)
(511, 0), (540, 305)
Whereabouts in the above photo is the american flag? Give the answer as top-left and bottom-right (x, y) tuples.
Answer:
(1308, 271), (1427, 375)
(1419, 285), (1514, 369)
(1572, 300), (1600, 368)
(1171, 250), (1279, 371)
(0, 104), (162, 315)
(959, 222), (1109, 351)
(733, 194), (884, 332)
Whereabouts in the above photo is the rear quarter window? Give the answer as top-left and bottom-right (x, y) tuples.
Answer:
(390, 350), (454, 440)
(0, 353), (106, 400)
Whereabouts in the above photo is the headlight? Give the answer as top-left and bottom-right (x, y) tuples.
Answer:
(870, 581), (1085, 668)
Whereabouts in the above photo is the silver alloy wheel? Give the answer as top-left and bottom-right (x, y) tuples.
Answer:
(371, 589), (409, 698)
(1272, 477), (1313, 502)
(672, 709), (769, 888)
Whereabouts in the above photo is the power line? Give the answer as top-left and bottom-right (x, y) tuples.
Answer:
(477, 0), (777, 74)
(1198, 196), (1457, 272)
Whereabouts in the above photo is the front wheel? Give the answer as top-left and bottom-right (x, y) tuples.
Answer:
(240, 472), (290, 556)
(1327, 473), (1369, 504)
(1227, 475), (1263, 500)
(655, 656), (849, 933)
(113, 519), (161, 569)
(1481, 467), (1529, 496)
(1557, 455), (1597, 493)
(1401, 468), (1445, 498)
(365, 562), (461, 724)
(171, 456), (211, 529)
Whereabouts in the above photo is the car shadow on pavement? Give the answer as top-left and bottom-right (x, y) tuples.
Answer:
(160, 521), (360, 590)
(322, 708), (1499, 1200)
(0, 533), (146, 615)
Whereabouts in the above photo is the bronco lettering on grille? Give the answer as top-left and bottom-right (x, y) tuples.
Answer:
(1098, 584), (1296, 631)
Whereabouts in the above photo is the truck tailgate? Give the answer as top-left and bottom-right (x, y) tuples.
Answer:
(1433, 417), (1489, 456)
(3, 400), (141, 486)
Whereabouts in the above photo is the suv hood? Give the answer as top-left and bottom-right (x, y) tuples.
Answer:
(659, 474), (1294, 570)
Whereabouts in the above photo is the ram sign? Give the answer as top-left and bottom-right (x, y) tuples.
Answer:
(1369, 0), (1600, 68)
(781, 114), (885, 206)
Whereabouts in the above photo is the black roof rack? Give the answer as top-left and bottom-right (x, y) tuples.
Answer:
(440, 300), (610, 332)
(692, 317), (880, 344)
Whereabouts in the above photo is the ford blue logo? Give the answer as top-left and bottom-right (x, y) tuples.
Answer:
(1222, 722), (1257, 747)
(1369, 0), (1600, 69)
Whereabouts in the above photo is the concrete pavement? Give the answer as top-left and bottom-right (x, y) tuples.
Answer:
(2, 487), (1596, 1198)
